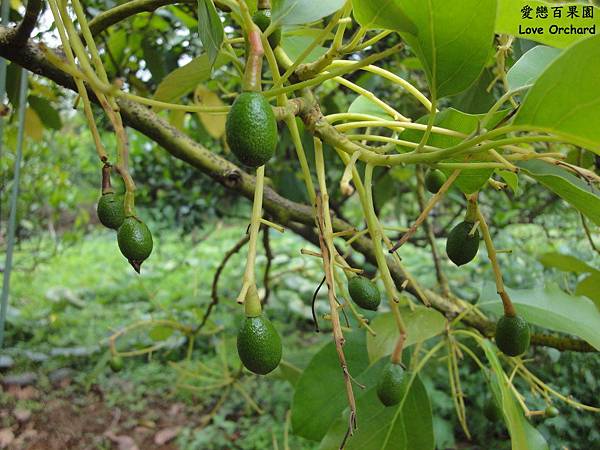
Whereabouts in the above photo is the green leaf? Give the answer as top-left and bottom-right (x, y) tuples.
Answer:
(538, 252), (598, 274)
(153, 54), (226, 105)
(513, 35), (600, 152)
(149, 325), (174, 341)
(291, 331), (370, 441)
(399, 0), (497, 98)
(575, 274), (600, 309)
(281, 35), (327, 64)
(496, 0), (600, 48)
(28, 95), (62, 130)
(197, 0), (224, 67)
(517, 160), (600, 226)
(319, 374), (434, 450)
(273, 0), (346, 26)
(348, 95), (392, 120)
(497, 169), (520, 194)
(366, 306), (446, 364)
(479, 339), (550, 450)
(142, 40), (168, 83)
(507, 45), (561, 91)
(351, 0), (416, 34)
(401, 108), (509, 194)
(479, 282), (600, 350)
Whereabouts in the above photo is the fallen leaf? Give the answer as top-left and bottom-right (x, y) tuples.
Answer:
(154, 426), (180, 445)
(13, 408), (31, 422)
(0, 428), (15, 449)
(104, 432), (139, 450)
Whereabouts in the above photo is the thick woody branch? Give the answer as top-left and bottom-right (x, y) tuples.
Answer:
(0, 28), (594, 353)
(14, 0), (44, 44)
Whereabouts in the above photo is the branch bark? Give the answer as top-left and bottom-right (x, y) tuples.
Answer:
(0, 28), (594, 353)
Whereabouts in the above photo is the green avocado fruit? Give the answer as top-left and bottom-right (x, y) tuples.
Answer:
(237, 314), (282, 375)
(97, 192), (125, 230)
(109, 355), (124, 372)
(495, 314), (530, 357)
(117, 217), (153, 271)
(545, 406), (559, 418)
(252, 9), (281, 48)
(377, 362), (406, 407)
(446, 221), (480, 266)
(348, 276), (381, 311)
(226, 92), (278, 167)
(424, 169), (447, 194)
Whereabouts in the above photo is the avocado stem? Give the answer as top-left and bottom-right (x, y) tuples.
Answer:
(475, 206), (517, 317)
(101, 164), (114, 195)
(242, 27), (264, 92)
(257, 0), (270, 9)
(244, 284), (262, 317)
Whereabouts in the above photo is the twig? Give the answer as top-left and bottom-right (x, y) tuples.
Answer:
(199, 234), (250, 332)
(314, 140), (358, 442)
(416, 166), (450, 296)
(390, 170), (460, 253)
(262, 226), (273, 303)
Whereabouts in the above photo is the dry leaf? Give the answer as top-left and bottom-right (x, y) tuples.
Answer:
(194, 85), (226, 139)
(154, 426), (180, 445)
(0, 428), (15, 449)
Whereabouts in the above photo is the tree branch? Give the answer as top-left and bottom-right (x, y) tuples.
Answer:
(0, 28), (594, 353)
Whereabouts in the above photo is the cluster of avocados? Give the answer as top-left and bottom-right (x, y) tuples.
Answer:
(96, 173), (153, 273)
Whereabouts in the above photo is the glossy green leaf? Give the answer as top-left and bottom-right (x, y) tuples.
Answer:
(28, 96), (62, 130)
(538, 252), (598, 274)
(291, 331), (370, 441)
(281, 35), (327, 63)
(514, 35), (600, 152)
(273, 0), (346, 26)
(401, 108), (509, 194)
(367, 306), (446, 364)
(497, 169), (520, 194)
(479, 282), (600, 350)
(153, 54), (226, 105)
(351, 0), (416, 34)
(496, 0), (599, 48)
(507, 45), (561, 91)
(575, 274), (600, 309)
(479, 340), (549, 450)
(399, 0), (497, 98)
(197, 0), (224, 67)
(348, 95), (392, 120)
(319, 374), (434, 450)
(517, 160), (600, 226)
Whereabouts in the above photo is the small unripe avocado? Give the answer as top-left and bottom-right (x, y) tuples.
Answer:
(252, 9), (281, 48)
(446, 221), (480, 266)
(376, 362), (406, 407)
(495, 314), (530, 356)
(424, 169), (447, 194)
(97, 192), (125, 230)
(483, 397), (502, 421)
(237, 314), (282, 375)
(109, 355), (124, 372)
(544, 406), (559, 418)
(226, 92), (278, 167)
(117, 217), (153, 271)
(347, 276), (381, 311)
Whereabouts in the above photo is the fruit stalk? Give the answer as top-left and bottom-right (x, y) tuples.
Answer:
(101, 164), (114, 195)
(475, 206), (516, 317)
(237, 165), (266, 304)
(363, 164), (407, 359)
